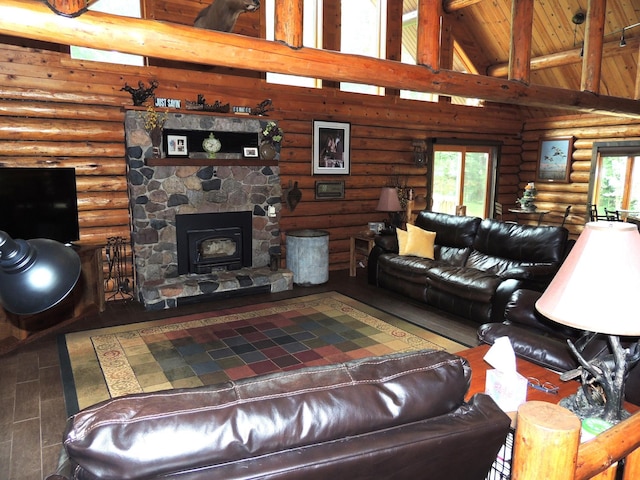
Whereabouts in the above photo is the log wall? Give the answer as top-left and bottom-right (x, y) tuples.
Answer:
(521, 114), (640, 237)
(0, 37), (523, 292)
(2, 0), (639, 299)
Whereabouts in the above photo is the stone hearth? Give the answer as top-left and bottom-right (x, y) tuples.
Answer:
(124, 111), (292, 309)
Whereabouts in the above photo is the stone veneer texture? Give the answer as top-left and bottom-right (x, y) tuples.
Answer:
(124, 111), (289, 309)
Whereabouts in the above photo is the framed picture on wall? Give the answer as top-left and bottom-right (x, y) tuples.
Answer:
(536, 136), (573, 183)
(313, 120), (351, 175)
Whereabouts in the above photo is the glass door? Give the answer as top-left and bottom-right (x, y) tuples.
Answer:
(432, 145), (493, 218)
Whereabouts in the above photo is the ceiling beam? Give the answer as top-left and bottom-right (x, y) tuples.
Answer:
(581, 0), (606, 93)
(509, 0), (534, 82)
(443, 0), (483, 14)
(487, 36), (640, 77)
(0, 0), (639, 118)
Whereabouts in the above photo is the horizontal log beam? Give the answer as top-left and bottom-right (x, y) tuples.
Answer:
(0, 0), (639, 118)
(443, 0), (483, 13)
(487, 36), (640, 78)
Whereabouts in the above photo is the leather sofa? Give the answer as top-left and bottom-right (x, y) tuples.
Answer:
(368, 211), (570, 324)
(47, 349), (510, 480)
(478, 288), (640, 406)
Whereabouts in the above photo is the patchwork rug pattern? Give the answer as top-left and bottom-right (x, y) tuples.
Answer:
(59, 292), (465, 414)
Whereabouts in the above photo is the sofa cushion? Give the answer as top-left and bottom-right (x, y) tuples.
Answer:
(415, 211), (481, 248)
(473, 218), (569, 264)
(378, 253), (437, 281)
(425, 265), (502, 303)
(398, 223), (436, 259)
(62, 350), (471, 480)
(465, 250), (555, 279)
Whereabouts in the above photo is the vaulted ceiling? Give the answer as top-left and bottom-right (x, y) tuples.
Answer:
(446, 0), (638, 100)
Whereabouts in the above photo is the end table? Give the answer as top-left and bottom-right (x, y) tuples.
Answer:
(349, 233), (375, 277)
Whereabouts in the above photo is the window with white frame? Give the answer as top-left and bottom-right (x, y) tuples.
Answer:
(70, 0), (144, 66)
(340, 0), (387, 95)
(265, 0), (323, 88)
(590, 143), (640, 218)
(432, 144), (498, 218)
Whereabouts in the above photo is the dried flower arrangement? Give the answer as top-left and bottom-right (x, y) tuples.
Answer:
(142, 106), (168, 132)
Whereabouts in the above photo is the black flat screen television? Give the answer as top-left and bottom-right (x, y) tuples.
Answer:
(0, 167), (80, 244)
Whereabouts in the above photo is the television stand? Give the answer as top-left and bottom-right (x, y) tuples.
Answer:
(0, 244), (105, 355)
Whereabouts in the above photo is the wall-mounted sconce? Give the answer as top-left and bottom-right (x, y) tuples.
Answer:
(412, 140), (427, 167)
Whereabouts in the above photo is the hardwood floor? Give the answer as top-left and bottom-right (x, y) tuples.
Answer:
(0, 269), (480, 480)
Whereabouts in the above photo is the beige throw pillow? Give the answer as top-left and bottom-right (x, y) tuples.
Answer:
(398, 223), (436, 259)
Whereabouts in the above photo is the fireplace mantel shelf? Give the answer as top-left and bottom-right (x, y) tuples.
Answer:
(147, 158), (278, 167)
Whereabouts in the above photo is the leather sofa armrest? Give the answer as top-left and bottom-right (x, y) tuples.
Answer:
(477, 322), (579, 371)
(373, 232), (398, 252)
(490, 279), (526, 323)
(369, 234), (399, 285)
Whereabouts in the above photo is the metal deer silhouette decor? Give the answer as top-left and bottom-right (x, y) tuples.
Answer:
(121, 81), (159, 107)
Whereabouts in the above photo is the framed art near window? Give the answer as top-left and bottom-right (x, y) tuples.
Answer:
(313, 120), (350, 175)
(536, 136), (573, 183)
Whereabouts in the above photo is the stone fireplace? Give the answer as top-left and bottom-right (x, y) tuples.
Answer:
(124, 111), (292, 310)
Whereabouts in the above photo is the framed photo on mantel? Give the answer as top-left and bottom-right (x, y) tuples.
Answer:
(313, 120), (351, 175)
(536, 136), (573, 183)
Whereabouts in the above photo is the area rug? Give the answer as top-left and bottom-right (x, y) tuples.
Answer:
(58, 292), (465, 415)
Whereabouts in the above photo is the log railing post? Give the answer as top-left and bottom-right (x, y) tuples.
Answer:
(44, 0), (88, 17)
(623, 447), (640, 479)
(274, 0), (303, 48)
(512, 401), (581, 479)
(416, 0), (442, 70)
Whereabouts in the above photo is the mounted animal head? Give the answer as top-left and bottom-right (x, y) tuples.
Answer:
(194, 0), (260, 33)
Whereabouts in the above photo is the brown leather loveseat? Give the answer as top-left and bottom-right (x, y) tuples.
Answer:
(48, 349), (510, 480)
(368, 211), (570, 324)
(478, 287), (640, 406)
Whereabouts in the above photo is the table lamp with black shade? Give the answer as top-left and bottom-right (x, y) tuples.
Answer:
(535, 221), (640, 424)
(376, 187), (402, 229)
(0, 230), (81, 315)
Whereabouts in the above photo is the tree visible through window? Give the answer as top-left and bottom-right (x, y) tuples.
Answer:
(593, 153), (639, 215)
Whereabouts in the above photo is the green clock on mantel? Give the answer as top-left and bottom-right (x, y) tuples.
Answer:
(202, 133), (222, 158)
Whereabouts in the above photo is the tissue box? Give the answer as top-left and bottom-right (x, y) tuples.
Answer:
(485, 369), (528, 412)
